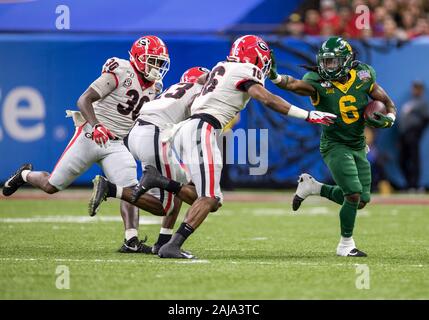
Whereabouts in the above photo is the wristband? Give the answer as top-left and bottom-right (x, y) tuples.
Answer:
(287, 105), (309, 119)
(271, 74), (282, 84)
(386, 113), (396, 122)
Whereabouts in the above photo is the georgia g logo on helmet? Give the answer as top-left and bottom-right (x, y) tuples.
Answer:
(136, 38), (150, 48)
(257, 41), (269, 51)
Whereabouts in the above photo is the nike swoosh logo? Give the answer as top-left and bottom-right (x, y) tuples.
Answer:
(4, 178), (12, 188)
(356, 83), (364, 89)
(181, 252), (194, 259)
(125, 245), (138, 251)
(348, 250), (359, 256)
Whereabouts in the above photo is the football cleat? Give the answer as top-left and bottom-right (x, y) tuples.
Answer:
(2, 163), (33, 196)
(346, 248), (367, 257)
(152, 242), (193, 257)
(118, 236), (152, 254)
(131, 165), (170, 203)
(337, 245), (368, 257)
(158, 243), (195, 259)
(88, 175), (109, 217)
(292, 173), (322, 211)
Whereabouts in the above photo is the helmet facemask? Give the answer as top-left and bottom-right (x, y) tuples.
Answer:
(256, 49), (272, 78)
(139, 54), (170, 82)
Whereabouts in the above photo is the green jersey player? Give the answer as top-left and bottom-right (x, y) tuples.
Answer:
(270, 37), (396, 257)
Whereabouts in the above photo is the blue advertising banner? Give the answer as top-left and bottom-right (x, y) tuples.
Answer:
(1, 34), (428, 188)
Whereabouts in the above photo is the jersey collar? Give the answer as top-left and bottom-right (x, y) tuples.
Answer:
(331, 69), (357, 94)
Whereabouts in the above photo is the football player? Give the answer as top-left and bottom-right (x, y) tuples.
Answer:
(269, 36), (396, 257)
(89, 66), (210, 255)
(130, 35), (338, 258)
(2, 35), (170, 253)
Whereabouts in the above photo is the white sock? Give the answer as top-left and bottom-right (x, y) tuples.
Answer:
(21, 170), (31, 182)
(116, 186), (123, 199)
(160, 228), (173, 235)
(312, 180), (323, 195)
(125, 228), (138, 241)
(340, 236), (355, 246)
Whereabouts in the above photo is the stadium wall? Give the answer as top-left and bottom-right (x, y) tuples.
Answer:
(0, 34), (428, 188)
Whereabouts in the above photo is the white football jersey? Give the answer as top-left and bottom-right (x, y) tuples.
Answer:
(191, 61), (264, 128)
(138, 82), (203, 129)
(90, 57), (159, 139)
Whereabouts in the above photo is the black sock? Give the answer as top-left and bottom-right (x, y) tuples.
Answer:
(106, 181), (117, 198)
(165, 180), (182, 194)
(177, 222), (194, 239)
(156, 233), (172, 246)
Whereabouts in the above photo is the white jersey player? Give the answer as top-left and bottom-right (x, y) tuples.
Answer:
(127, 67), (210, 216)
(131, 35), (338, 259)
(88, 67), (210, 255)
(2, 35), (170, 253)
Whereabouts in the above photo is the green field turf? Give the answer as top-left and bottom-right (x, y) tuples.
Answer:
(0, 193), (428, 299)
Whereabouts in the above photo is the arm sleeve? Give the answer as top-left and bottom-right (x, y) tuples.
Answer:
(236, 80), (260, 92)
(90, 72), (118, 99)
(234, 63), (264, 92)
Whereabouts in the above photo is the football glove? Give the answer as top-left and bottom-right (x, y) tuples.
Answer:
(269, 50), (278, 81)
(92, 123), (115, 147)
(365, 112), (394, 128)
(306, 111), (337, 126)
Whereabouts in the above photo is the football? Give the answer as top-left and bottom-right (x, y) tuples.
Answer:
(364, 100), (387, 120)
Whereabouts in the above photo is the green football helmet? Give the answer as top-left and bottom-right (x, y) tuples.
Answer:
(317, 37), (354, 81)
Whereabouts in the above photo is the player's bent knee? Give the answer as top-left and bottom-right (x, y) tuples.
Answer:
(358, 201), (367, 209)
(345, 193), (361, 203)
(45, 183), (59, 194)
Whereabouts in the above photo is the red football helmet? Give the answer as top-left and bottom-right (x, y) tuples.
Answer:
(227, 35), (271, 77)
(180, 66), (210, 83)
(129, 35), (170, 82)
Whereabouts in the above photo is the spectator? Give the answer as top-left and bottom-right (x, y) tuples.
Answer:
(280, 13), (305, 37)
(319, 0), (341, 35)
(398, 81), (429, 189)
(304, 9), (321, 35)
(383, 15), (408, 40)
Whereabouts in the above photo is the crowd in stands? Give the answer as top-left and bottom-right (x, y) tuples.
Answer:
(279, 0), (429, 39)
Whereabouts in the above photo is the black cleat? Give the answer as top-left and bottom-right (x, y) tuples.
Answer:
(292, 195), (304, 211)
(88, 175), (109, 217)
(152, 242), (193, 257)
(158, 242), (195, 259)
(118, 236), (153, 254)
(347, 248), (368, 257)
(131, 165), (170, 203)
(151, 242), (163, 255)
(2, 163), (33, 196)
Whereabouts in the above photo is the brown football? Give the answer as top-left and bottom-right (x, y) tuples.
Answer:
(364, 100), (387, 120)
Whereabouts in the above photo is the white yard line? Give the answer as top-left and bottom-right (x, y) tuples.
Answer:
(0, 215), (162, 224)
(0, 257), (425, 268)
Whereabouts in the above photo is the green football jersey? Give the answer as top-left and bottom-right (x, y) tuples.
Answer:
(302, 63), (376, 153)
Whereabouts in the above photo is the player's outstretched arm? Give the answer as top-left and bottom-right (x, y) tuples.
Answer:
(367, 83), (397, 128)
(269, 50), (316, 96)
(247, 83), (336, 125)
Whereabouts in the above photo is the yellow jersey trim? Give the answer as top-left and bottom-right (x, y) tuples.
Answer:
(332, 69), (357, 94)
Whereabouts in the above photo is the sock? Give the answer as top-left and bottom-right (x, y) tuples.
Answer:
(106, 181), (117, 198)
(125, 228), (138, 241)
(321, 184), (344, 205)
(156, 228), (173, 246)
(340, 236), (355, 246)
(170, 222), (194, 247)
(116, 186), (123, 199)
(339, 200), (359, 238)
(21, 170), (31, 182)
(165, 180), (182, 194)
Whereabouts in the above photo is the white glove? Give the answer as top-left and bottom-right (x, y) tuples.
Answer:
(306, 111), (337, 126)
